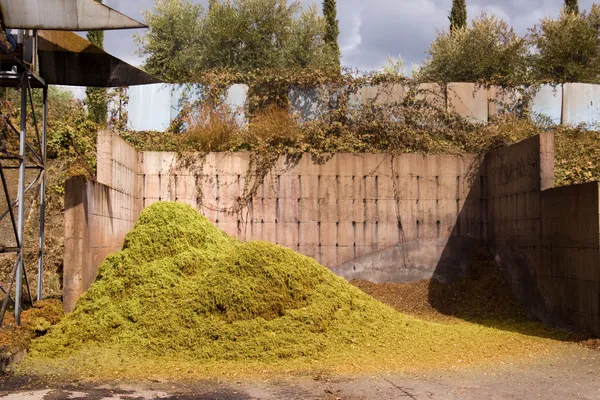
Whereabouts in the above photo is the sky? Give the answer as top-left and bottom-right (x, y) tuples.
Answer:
(101, 0), (596, 71)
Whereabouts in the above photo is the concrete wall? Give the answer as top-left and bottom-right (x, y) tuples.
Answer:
(139, 151), (482, 283)
(540, 182), (600, 336)
(127, 82), (600, 131)
(485, 134), (555, 324)
(485, 134), (600, 336)
(64, 131), (600, 336)
(63, 132), (141, 312)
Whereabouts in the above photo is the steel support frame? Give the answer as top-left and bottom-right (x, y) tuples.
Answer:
(0, 34), (47, 327)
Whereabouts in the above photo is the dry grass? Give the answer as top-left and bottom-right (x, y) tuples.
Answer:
(0, 299), (63, 357)
(177, 104), (243, 152)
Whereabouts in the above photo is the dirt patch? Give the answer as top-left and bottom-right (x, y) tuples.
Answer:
(352, 251), (600, 351)
(0, 299), (63, 373)
(352, 250), (527, 324)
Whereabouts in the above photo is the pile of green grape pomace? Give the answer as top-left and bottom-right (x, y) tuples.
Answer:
(27, 202), (563, 375)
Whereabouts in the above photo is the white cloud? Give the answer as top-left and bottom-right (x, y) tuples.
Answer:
(99, 0), (599, 73)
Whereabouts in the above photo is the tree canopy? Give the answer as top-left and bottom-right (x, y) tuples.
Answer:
(565, 0), (579, 14)
(85, 0), (107, 125)
(418, 14), (530, 85)
(530, 6), (600, 83)
(449, 0), (467, 32)
(323, 0), (340, 68)
(137, 0), (336, 82)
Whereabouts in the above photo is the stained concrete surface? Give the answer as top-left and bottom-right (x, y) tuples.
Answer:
(1, 348), (599, 400)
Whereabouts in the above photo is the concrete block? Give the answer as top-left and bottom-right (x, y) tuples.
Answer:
(319, 222), (337, 246)
(488, 86), (523, 117)
(337, 176), (355, 199)
(259, 198), (277, 223)
(336, 246), (355, 266)
(319, 199), (339, 223)
(337, 199), (355, 222)
(320, 247), (338, 268)
(353, 199), (366, 223)
(447, 82), (488, 123)
(531, 84), (563, 125)
(278, 175), (300, 199)
(298, 245), (320, 263)
(563, 83), (600, 127)
(300, 174), (319, 199)
(299, 198), (319, 222)
(279, 198), (299, 223)
(378, 222), (399, 246)
(318, 176), (338, 200)
(259, 222), (277, 243)
(338, 222), (355, 247)
(299, 222), (319, 246)
(128, 83), (172, 132)
(278, 222), (299, 246)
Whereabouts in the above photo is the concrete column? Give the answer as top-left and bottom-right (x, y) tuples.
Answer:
(63, 176), (88, 313)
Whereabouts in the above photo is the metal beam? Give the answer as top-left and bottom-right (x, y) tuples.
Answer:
(37, 86), (47, 301)
(0, 0), (147, 30)
(14, 73), (27, 325)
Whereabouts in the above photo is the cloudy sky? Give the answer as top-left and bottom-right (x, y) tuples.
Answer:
(101, 0), (596, 71)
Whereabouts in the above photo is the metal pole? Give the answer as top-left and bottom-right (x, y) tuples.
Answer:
(14, 74), (27, 325)
(37, 86), (47, 301)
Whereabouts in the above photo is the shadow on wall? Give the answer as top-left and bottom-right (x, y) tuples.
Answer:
(428, 135), (599, 341)
(427, 157), (564, 340)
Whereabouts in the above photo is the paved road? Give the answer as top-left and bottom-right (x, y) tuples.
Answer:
(1, 349), (599, 399)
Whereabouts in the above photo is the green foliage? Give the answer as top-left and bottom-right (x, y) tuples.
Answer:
(45, 88), (98, 176)
(380, 55), (405, 77)
(554, 126), (600, 186)
(119, 69), (600, 193)
(108, 87), (129, 132)
(135, 0), (204, 82)
(530, 6), (600, 84)
(418, 14), (530, 85)
(86, 0), (108, 125)
(85, 87), (108, 125)
(565, 0), (579, 14)
(323, 0), (340, 69)
(449, 0), (467, 32)
(137, 0), (336, 82)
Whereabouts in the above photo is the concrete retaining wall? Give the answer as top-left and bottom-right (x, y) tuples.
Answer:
(139, 150), (482, 283)
(63, 132), (141, 312)
(485, 134), (555, 325)
(540, 182), (600, 335)
(63, 130), (600, 336)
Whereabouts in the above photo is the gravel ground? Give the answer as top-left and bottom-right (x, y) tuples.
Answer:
(1, 347), (598, 400)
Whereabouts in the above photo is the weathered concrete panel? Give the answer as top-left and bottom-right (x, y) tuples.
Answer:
(289, 86), (330, 122)
(488, 86), (523, 117)
(128, 83), (172, 132)
(447, 83), (488, 123)
(541, 182), (600, 336)
(562, 83), (600, 127)
(531, 84), (563, 125)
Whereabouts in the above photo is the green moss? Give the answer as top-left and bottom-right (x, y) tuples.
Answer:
(25, 202), (569, 378)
